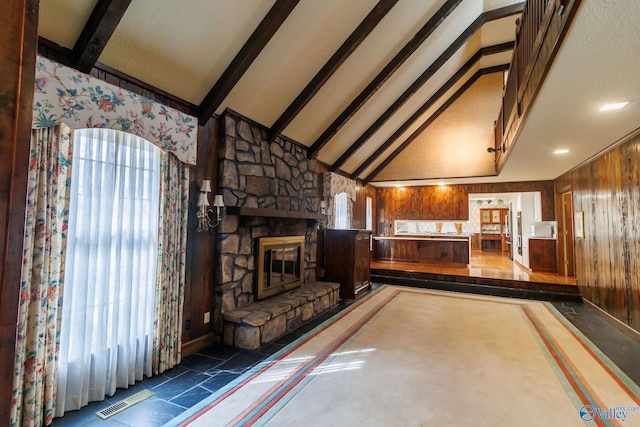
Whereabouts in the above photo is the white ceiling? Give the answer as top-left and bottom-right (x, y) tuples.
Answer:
(36, 1), (640, 186)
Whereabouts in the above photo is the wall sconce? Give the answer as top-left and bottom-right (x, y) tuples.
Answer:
(197, 179), (224, 232)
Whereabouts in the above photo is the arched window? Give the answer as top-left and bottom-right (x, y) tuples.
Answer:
(57, 128), (161, 412)
(334, 192), (349, 229)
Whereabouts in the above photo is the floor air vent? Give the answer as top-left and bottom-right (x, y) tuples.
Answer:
(95, 389), (155, 420)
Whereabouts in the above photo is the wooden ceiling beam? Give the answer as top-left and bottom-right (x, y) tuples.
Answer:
(306, 0), (463, 159)
(197, 0), (300, 124)
(268, 0), (399, 143)
(71, 0), (132, 73)
(349, 42), (514, 178)
(363, 64), (509, 184)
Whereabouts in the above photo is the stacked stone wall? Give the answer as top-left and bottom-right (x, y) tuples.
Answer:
(214, 111), (320, 337)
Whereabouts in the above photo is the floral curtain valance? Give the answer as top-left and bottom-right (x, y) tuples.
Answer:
(32, 56), (197, 165)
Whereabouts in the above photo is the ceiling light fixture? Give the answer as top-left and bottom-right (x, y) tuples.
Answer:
(554, 149), (570, 154)
(599, 101), (630, 111)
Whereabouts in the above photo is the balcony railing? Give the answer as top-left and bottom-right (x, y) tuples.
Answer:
(493, 0), (581, 171)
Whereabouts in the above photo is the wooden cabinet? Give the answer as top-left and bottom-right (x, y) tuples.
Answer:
(480, 208), (509, 252)
(481, 208), (507, 225)
(324, 229), (372, 300)
(471, 233), (481, 250)
(528, 238), (557, 273)
(373, 236), (470, 267)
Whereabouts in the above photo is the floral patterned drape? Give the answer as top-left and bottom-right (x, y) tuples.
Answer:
(153, 153), (189, 373)
(32, 56), (197, 165)
(12, 124), (73, 426)
(15, 57), (194, 423)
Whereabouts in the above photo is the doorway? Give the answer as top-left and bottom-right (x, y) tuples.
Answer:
(560, 191), (575, 276)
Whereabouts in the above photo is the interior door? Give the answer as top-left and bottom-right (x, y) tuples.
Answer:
(561, 192), (575, 276)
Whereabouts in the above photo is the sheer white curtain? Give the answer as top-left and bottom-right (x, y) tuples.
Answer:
(56, 129), (161, 415)
(334, 192), (349, 229)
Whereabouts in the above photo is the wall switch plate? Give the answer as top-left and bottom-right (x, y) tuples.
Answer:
(204, 312), (210, 324)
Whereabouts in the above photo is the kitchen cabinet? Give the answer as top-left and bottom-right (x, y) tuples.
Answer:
(480, 208), (509, 252)
(373, 235), (470, 267)
(529, 238), (557, 272)
(324, 229), (372, 300)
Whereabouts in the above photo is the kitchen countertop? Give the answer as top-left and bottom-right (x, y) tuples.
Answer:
(374, 234), (471, 241)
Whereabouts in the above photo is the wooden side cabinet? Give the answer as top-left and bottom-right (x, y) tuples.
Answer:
(323, 229), (372, 300)
(528, 238), (557, 273)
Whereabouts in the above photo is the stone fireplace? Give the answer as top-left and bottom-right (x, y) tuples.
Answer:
(213, 110), (321, 339)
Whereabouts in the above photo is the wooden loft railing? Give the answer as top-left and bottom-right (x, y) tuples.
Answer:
(493, 0), (582, 170)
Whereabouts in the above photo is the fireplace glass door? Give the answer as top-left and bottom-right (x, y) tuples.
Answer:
(257, 236), (305, 299)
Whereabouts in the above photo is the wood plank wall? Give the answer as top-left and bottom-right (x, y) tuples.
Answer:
(376, 180), (555, 232)
(183, 117), (219, 346)
(555, 131), (640, 334)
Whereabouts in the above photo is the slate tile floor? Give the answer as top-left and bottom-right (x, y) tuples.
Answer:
(50, 289), (640, 427)
(50, 303), (349, 427)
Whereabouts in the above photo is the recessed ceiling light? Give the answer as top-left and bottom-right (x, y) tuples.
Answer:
(600, 101), (630, 111)
(554, 149), (570, 154)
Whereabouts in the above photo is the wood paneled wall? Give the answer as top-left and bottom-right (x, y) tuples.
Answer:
(555, 131), (640, 334)
(0, 1), (39, 423)
(377, 185), (470, 227)
(182, 117), (219, 346)
(376, 180), (555, 232)
(352, 183), (377, 232)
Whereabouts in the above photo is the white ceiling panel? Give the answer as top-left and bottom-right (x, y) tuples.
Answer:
(99, 0), (277, 104)
(219, 0), (380, 123)
(38, 0), (99, 49)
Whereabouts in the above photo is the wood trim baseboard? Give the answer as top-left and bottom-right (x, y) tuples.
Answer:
(582, 298), (640, 341)
(182, 332), (216, 357)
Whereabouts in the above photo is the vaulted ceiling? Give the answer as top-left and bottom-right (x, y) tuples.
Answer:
(37, 0), (640, 186)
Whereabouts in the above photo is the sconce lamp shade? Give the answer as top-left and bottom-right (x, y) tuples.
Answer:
(197, 192), (210, 207)
(201, 179), (212, 193)
(213, 194), (225, 207)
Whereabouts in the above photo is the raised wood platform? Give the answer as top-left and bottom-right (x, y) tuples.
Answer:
(370, 252), (580, 301)
(223, 282), (340, 350)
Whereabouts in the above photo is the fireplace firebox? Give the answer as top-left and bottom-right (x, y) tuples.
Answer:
(257, 236), (305, 300)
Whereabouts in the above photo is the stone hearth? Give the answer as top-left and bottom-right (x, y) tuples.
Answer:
(223, 281), (339, 350)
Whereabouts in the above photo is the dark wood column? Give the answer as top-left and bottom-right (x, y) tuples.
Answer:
(0, 0), (39, 423)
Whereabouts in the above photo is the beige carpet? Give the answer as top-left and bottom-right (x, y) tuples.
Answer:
(168, 286), (640, 426)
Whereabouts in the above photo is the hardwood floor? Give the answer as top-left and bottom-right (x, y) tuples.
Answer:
(371, 249), (576, 286)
